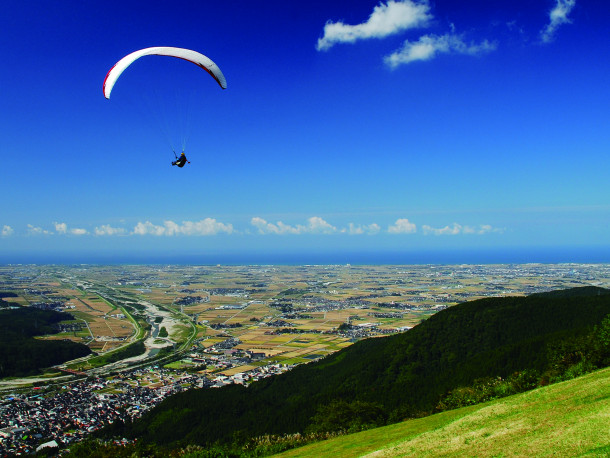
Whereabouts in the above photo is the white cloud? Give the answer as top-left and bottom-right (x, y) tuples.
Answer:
(94, 225), (127, 236)
(346, 223), (364, 235)
(384, 33), (496, 68)
(317, 0), (431, 51)
(423, 223), (503, 235)
(423, 223), (462, 235)
(388, 218), (417, 234)
(541, 0), (576, 43)
(163, 221), (181, 236)
(54, 222), (67, 234)
(345, 223), (382, 235)
(132, 219), (233, 236)
(27, 224), (51, 235)
(133, 221), (165, 236)
(179, 219), (234, 236)
(251, 217), (301, 235)
(54, 222), (88, 236)
(1, 225), (13, 237)
(475, 224), (492, 234)
(476, 224), (504, 234)
(251, 217), (337, 235)
(307, 216), (337, 234)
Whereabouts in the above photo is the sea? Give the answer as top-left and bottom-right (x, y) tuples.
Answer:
(2, 246), (609, 265)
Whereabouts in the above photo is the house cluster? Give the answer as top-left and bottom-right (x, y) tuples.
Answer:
(187, 338), (292, 383)
(0, 354), (299, 455)
(30, 301), (67, 311)
(337, 323), (380, 339)
(269, 296), (373, 317)
(175, 295), (208, 306)
(210, 322), (243, 330)
(0, 369), (210, 456)
(211, 363), (295, 387)
(369, 312), (404, 319)
(191, 341), (262, 371)
(204, 337), (242, 352)
(264, 319), (294, 328)
(336, 321), (408, 339)
(206, 288), (249, 297)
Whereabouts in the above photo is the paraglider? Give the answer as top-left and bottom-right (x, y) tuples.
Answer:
(103, 47), (226, 167)
(172, 151), (190, 168)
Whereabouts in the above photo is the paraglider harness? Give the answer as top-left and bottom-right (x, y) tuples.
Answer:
(172, 150), (190, 168)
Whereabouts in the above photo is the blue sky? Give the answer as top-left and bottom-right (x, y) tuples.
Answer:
(1, 0), (609, 263)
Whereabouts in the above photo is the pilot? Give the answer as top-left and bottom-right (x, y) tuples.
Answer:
(172, 151), (190, 168)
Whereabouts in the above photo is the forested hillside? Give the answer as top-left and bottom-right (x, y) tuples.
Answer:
(105, 287), (610, 449)
(0, 306), (92, 377)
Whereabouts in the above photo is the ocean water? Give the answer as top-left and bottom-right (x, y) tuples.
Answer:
(2, 246), (609, 265)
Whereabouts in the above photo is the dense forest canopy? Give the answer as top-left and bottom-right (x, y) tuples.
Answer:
(0, 306), (92, 377)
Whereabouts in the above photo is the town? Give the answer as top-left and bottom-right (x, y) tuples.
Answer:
(0, 361), (294, 456)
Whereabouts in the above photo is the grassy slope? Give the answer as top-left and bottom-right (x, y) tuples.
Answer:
(278, 366), (610, 457)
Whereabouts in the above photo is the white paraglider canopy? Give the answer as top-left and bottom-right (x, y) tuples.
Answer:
(103, 46), (227, 99)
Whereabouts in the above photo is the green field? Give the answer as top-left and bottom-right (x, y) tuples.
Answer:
(278, 366), (610, 457)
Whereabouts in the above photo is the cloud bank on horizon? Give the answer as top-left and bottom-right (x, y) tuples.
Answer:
(317, 0), (577, 67)
(3, 217), (503, 238)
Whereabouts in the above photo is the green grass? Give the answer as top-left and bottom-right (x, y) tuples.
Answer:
(164, 360), (195, 370)
(277, 367), (610, 457)
(83, 341), (146, 368)
(172, 324), (193, 343)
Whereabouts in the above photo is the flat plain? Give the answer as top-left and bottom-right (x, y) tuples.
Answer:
(1, 264), (609, 373)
